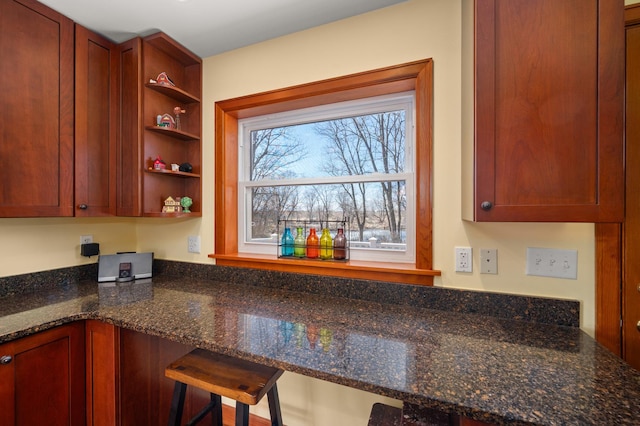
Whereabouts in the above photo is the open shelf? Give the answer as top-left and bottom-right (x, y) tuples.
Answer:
(145, 126), (200, 141)
(145, 168), (200, 178)
(145, 83), (200, 104)
(143, 211), (202, 218)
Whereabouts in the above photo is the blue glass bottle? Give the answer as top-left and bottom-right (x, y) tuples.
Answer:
(281, 227), (294, 256)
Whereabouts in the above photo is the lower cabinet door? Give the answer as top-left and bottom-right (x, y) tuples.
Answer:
(0, 322), (85, 426)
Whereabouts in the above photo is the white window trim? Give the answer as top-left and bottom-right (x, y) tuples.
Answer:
(237, 92), (416, 263)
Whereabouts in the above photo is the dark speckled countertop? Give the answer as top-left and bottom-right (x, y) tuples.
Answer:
(1, 262), (639, 425)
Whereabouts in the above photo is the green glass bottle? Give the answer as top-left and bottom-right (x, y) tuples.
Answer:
(294, 226), (306, 257)
(320, 228), (333, 260)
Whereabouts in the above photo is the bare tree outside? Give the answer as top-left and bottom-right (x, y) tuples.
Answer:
(316, 112), (406, 243)
(250, 129), (306, 237)
(244, 98), (409, 252)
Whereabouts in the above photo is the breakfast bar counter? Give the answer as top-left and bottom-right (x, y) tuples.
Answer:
(1, 264), (639, 425)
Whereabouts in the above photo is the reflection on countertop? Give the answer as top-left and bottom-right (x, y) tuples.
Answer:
(0, 262), (639, 425)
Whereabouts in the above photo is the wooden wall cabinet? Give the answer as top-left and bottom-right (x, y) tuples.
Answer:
(120, 32), (202, 217)
(0, 0), (74, 217)
(0, 0), (120, 218)
(0, 323), (85, 426)
(463, 0), (624, 222)
(75, 25), (119, 217)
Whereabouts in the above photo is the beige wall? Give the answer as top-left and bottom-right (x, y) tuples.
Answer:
(0, 1), (615, 424)
(203, 0), (596, 333)
(0, 0), (600, 332)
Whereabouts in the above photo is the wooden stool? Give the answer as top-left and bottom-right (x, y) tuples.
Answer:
(165, 348), (284, 426)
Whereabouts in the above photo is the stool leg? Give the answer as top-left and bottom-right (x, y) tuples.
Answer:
(267, 384), (283, 426)
(168, 382), (187, 426)
(211, 393), (222, 426)
(235, 402), (250, 426)
(186, 392), (223, 426)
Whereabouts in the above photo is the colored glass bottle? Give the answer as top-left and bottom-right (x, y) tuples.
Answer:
(333, 228), (347, 260)
(294, 226), (306, 257)
(281, 227), (294, 256)
(319, 228), (333, 260)
(306, 228), (319, 258)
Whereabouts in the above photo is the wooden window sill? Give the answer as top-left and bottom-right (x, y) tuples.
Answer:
(208, 253), (440, 285)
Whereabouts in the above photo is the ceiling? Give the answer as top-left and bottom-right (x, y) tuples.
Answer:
(38, 0), (406, 58)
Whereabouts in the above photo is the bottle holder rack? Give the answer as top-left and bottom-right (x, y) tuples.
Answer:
(276, 218), (350, 262)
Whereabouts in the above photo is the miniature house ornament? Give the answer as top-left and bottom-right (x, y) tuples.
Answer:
(162, 196), (182, 213)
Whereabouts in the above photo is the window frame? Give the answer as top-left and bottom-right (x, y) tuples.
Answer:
(237, 92), (416, 262)
(211, 59), (440, 285)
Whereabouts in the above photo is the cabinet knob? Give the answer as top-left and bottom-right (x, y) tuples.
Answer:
(637, 321), (640, 332)
(78, 204), (88, 210)
(0, 355), (12, 365)
(480, 201), (493, 211)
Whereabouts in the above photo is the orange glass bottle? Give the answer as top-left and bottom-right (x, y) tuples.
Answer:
(306, 228), (319, 258)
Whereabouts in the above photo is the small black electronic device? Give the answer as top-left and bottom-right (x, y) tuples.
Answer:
(97, 252), (153, 282)
(117, 262), (133, 282)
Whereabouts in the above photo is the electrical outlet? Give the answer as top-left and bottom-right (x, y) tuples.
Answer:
(455, 247), (472, 272)
(480, 248), (498, 274)
(526, 247), (577, 279)
(187, 236), (201, 254)
(80, 235), (93, 245)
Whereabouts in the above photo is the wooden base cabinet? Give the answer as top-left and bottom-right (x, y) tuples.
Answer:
(85, 320), (120, 426)
(0, 323), (85, 426)
(463, 0), (624, 222)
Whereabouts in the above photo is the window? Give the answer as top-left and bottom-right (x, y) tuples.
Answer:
(212, 60), (439, 285)
(238, 93), (415, 263)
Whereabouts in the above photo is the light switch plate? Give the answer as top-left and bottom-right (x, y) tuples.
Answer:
(526, 247), (577, 279)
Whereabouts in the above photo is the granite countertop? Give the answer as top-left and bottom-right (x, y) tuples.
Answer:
(1, 271), (639, 425)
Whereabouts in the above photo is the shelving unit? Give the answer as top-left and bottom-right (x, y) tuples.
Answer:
(140, 32), (202, 217)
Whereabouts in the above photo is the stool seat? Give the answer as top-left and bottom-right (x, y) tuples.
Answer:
(165, 348), (284, 426)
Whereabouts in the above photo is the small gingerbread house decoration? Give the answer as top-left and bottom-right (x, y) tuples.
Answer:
(162, 196), (182, 213)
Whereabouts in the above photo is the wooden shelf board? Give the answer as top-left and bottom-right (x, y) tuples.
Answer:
(145, 168), (200, 178)
(143, 211), (201, 218)
(145, 83), (200, 103)
(145, 126), (200, 141)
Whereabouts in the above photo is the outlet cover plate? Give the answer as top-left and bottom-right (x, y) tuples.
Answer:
(480, 248), (497, 274)
(188, 236), (201, 254)
(526, 247), (577, 279)
(455, 247), (472, 272)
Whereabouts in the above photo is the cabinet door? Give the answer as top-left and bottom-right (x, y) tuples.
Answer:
(0, 0), (74, 217)
(75, 25), (119, 217)
(470, 0), (624, 222)
(117, 37), (143, 217)
(0, 323), (85, 426)
(86, 320), (119, 426)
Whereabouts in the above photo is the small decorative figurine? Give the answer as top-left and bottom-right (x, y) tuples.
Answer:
(153, 156), (166, 170)
(180, 196), (193, 213)
(179, 162), (193, 173)
(173, 106), (185, 130)
(150, 72), (176, 87)
(158, 113), (175, 128)
(162, 196), (182, 213)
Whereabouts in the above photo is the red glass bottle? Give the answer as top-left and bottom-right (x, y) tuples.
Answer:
(306, 228), (319, 258)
